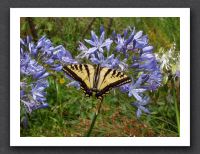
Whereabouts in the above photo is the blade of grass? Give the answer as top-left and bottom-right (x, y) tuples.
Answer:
(149, 115), (178, 129)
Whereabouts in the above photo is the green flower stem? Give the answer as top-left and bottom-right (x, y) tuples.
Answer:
(55, 79), (62, 118)
(173, 81), (180, 136)
(86, 100), (102, 137)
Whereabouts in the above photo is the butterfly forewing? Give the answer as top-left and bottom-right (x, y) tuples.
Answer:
(62, 64), (95, 96)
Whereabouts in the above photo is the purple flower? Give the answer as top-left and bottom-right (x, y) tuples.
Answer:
(175, 70), (180, 78)
(20, 79), (49, 112)
(115, 29), (135, 53)
(20, 49), (30, 66)
(51, 45), (72, 60)
(90, 54), (128, 71)
(76, 42), (90, 59)
(21, 35), (76, 70)
(85, 30), (113, 53)
(120, 74), (151, 103)
(50, 45), (77, 68)
(80, 27), (113, 60)
(21, 98), (49, 113)
(20, 55), (49, 80)
(20, 34), (79, 130)
(20, 79), (49, 113)
(127, 79), (147, 102)
(20, 90), (25, 98)
(132, 96), (150, 118)
(67, 81), (81, 90)
(133, 32), (148, 49)
(132, 52), (158, 71)
(20, 36), (54, 114)
(50, 64), (63, 71)
(142, 46), (154, 53)
(34, 103), (49, 110)
(31, 79), (49, 102)
(145, 68), (162, 90)
(36, 36), (52, 51)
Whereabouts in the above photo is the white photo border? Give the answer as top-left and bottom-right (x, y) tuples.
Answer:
(10, 8), (190, 146)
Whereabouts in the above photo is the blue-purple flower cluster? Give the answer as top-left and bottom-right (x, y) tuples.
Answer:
(20, 26), (162, 119)
(75, 26), (162, 118)
(20, 36), (75, 114)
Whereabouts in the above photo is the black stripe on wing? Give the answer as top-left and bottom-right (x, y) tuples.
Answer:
(62, 65), (93, 97)
(95, 77), (131, 101)
(93, 64), (103, 89)
(102, 68), (112, 82)
(83, 64), (90, 79)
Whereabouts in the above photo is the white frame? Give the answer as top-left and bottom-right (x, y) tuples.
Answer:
(10, 8), (190, 146)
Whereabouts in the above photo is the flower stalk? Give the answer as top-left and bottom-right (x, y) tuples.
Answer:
(173, 80), (180, 136)
(86, 100), (102, 137)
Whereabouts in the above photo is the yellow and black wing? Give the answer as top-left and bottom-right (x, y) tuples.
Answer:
(95, 66), (131, 100)
(62, 64), (95, 97)
(63, 64), (131, 100)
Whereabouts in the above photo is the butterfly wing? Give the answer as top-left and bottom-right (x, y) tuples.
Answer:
(95, 67), (131, 100)
(62, 64), (95, 97)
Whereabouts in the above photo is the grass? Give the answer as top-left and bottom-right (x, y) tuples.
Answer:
(20, 17), (180, 137)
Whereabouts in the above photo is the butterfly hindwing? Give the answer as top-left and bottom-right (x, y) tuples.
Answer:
(95, 67), (131, 99)
(97, 67), (131, 90)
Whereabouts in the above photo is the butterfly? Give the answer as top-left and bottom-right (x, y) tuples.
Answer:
(62, 64), (131, 101)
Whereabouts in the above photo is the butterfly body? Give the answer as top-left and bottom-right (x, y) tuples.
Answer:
(63, 64), (131, 101)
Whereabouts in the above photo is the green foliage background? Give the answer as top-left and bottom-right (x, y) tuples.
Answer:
(20, 17), (180, 137)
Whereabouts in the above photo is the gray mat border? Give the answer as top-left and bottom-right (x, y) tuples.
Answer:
(1, 0), (197, 153)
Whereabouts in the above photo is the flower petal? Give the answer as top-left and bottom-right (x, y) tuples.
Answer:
(99, 31), (105, 44)
(67, 81), (80, 89)
(136, 109), (142, 118)
(91, 31), (98, 45)
(88, 47), (97, 54)
(90, 57), (100, 64)
(134, 31), (143, 39)
(142, 46), (153, 53)
(101, 39), (113, 48)
(84, 39), (96, 46)
(100, 25), (104, 35)
(139, 105), (150, 114)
